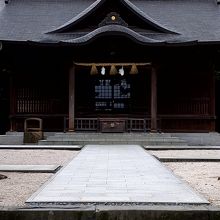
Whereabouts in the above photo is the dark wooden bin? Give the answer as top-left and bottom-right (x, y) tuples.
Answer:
(100, 118), (126, 133)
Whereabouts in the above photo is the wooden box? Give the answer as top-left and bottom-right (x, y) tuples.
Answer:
(100, 118), (125, 133)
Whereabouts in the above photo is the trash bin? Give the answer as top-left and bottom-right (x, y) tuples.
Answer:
(23, 118), (43, 143)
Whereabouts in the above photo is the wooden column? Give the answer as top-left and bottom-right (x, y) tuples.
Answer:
(210, 64), (216, 131)
(9, 76), (15, 131)
(151, 66), (157, 132)
(68, 65), (75, 131)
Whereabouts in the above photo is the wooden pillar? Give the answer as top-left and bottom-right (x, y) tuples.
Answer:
(68, 65), (75, 131)
(210, 64), (216, 131)
(9, 76), (15, 131)
(151, 66), (157, 132)
(210, 66), (216, 116)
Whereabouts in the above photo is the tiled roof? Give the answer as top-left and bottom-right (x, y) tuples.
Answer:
(0, 0), (220, 44)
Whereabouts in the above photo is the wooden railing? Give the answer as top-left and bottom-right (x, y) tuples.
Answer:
(65, 118), (158, 132)
(74, 118), (99, 131)
(9, 115), (214, 132)
(126, 118), (150, 132)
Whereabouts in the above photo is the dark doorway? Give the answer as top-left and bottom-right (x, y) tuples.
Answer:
(75, 65), (150, 117)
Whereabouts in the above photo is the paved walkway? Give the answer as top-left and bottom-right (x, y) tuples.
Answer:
(27, 145), (208, 205)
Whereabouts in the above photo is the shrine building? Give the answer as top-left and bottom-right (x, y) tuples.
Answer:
(0, 0), (220, 133)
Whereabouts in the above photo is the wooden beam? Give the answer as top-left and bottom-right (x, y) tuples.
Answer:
(68, 65), (75, 131)
(151, 66), (157, 132)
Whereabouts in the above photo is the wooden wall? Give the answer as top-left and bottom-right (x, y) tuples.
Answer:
(157, 49), (215, 132)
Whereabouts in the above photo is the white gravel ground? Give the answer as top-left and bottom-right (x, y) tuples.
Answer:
(0, 149), (78, 165)
(164, 162), (220, 207)
(0, 172), (52, 207)
(0, 150), (78, 207)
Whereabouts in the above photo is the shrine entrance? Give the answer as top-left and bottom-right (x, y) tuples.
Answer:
(68, 62), (159, 132)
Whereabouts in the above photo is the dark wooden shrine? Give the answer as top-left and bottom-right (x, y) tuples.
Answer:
(0, 0), (219, 133)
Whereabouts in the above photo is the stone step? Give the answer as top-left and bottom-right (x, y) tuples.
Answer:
(170, 132), (219, 137)
(54, 132), (172, 137)
(38, 140), (187, 146)
(39, 132), (187, 146)
(0, 134), (23, 145)
(171, 133), (220, 146)
(46, 137), (186, 142)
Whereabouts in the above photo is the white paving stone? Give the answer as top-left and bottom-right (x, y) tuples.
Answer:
(27, 145), (209, 205)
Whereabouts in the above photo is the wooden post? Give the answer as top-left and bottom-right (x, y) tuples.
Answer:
(9, 76), (15, 131)
(69, 65), (75, 131)
(210, 64), (216, 131)
(210, 66), (216, 116)
(151, 66), (157, 132)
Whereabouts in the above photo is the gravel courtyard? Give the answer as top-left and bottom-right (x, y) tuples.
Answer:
(0, 150), (78, 207)
(150, 150), (220, 207)
(0, 149), (220, 207)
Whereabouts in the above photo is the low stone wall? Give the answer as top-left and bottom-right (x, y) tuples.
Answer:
(0, 206), (220, 220)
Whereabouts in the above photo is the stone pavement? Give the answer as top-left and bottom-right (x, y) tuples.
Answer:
(0, 165), (60, 173)
(27, 145), (209, 205)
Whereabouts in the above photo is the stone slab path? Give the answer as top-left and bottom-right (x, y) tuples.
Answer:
(0, 165), (60, 173)
(27, 145), (209, 205)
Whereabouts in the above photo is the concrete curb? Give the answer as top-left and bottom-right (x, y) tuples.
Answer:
(155, 157), (220, 162)
(144, 146), (220, 150)
(0, 145), (83, 150)
(0, 165), (61, 173)
(0, 205), (220, 220)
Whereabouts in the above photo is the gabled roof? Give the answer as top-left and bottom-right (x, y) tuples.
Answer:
(0, 0), (220, 45)
(44, 0), (179, 44)
(48, 0), (177, 34)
